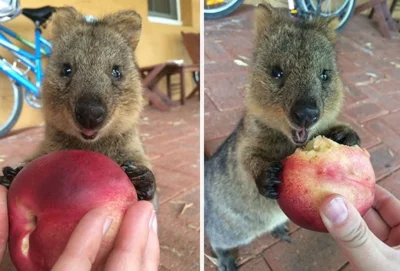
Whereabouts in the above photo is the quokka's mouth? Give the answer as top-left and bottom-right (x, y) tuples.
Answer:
(80, 129), (99, 141)
(291, 128), (308, 145)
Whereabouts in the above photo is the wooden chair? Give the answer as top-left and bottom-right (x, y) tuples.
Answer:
(138, 32), (200, 108)
(356, 0), (398, 39)
(369, 0), (399, 18)
(140, 63), (173, 111)
(180, 31), (200, 100)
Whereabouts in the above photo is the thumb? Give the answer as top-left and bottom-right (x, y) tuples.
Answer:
(320, 195), (391, 271)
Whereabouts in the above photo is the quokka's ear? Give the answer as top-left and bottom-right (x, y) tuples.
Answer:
(102, 10), (142, 50)
(50, 6), (85, 40)
(309, 15), (339, 43)
(254, 2), (285, 44)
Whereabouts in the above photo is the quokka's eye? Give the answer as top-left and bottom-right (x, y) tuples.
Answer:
(112, 65), (122, 79)
(271, 66), (284, 79)
(60, 63), (72, 77)
(321, 70), (329, 82)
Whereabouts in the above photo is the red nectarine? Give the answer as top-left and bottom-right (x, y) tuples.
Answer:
(277, 136), (376, 232)
(8, 150), (137, 271)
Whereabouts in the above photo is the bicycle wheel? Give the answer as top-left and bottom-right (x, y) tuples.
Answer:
(0, 80), (23, 137)
(204, 0), (244, 20)
(296, 0), (356, 31)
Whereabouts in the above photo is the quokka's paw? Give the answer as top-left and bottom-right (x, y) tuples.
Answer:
(272, 223), (291, 243)
(325, 125), (361, 147)
(121, 161), (156, 201)
(0, 166), (23, 188)
(256, 162), (283, 200)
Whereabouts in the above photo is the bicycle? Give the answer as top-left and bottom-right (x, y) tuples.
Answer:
(0, 3), (54, 137)
(204, 0), (356, 32)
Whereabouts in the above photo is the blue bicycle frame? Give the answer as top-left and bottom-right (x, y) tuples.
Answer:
(0, 21), (52, 99)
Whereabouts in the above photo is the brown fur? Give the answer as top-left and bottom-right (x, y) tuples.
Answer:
(204, 3), (359, 270)
(0, 7), (158, 206)
(27, 7), (149, 167)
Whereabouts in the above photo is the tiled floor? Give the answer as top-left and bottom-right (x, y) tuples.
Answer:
(0, 99), (200, 271)
(204, 4), (400, 271)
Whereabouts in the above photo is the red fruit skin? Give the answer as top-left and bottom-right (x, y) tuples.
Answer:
(8, 150), (137, 271)
(277, 138), (376, 232)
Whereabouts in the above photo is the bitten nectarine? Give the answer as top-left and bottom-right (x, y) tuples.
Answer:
(8, 150), (137, 271)
(277, 136), (376, 232)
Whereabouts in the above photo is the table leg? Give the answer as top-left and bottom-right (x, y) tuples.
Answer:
(374, 3), (392, 38)
(180, 68), (185, 105)
(381, 0), (398, 31)
(166, 74), (171, 99)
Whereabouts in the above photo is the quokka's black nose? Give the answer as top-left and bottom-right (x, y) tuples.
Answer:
(75, 100), (105, 129)
(290, 100), (320, 128)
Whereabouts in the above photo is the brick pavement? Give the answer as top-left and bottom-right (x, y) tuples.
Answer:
(204, 4), (400, 271)
(0, 99), (200, 271)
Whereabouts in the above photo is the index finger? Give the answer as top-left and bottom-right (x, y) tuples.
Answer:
(372, 185), (400, 228)
(0, 186), (8, 260)
(51, 208), (112, 271)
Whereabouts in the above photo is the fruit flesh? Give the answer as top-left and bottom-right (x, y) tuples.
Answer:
(277, 136), (375, 232)
(8, 150), (137, 271)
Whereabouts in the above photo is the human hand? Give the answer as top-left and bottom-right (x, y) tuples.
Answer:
(0, 186), (8, 263)
(319, 184), (400, 271)
(52, 201), (159, 271)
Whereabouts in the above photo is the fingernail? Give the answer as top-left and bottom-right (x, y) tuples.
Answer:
(102, 216), (113, 235)
(149, 210), (157, 234)
(323, 197), (348, 224)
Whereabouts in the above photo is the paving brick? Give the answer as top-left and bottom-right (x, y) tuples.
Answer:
(205, 73), (247, 111)
(381, 68), (400, 82)
(364, 119), (398, 139)
(204, 240), (217, 270)
(204, 61), (248, 76)
(143, 125), (199, 147)
(158, 187), (200, 271)
(393, 93), (400, 104)
(359, 86), (400, 112)
(369, 144), (400, 181)
(342, 85), (369, 108)
(344, 102), (389, 123)
(364, 120), (400, 154)
(175, 162), (200, 178)
(377, 169), (400, 199)
(237, 222), (299, 264)
(204, 222), (300, 270)
(205, 137), (227, 158)
(263, 229), (347, 271)
(153, 166), (198, 204)
(204, 109), (243, 140)
(205, 39), (233, 61)
(337, 114), (380, 149)
(204, 4), (400, 271)
(152, 148), (199, 172)
(0, 100), (200, 270)
(144, 141), (184, 160)
(373, 79), (400, 94)
(338, 58), (365, 74)
(383, 112), (400, 135)
(239, 257), (271, 271)
(205, 93), (219, 113)
(342, 73), (378, 87)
